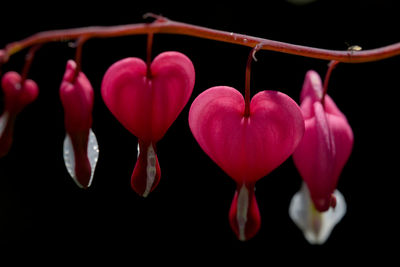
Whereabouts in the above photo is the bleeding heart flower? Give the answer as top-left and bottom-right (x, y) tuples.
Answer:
(0, 71), (39, 157)
(60, 60), (99, 189)
(101, 51), (195, 197)
(289, 70), (353, 244)
(189, 86), (304, 240)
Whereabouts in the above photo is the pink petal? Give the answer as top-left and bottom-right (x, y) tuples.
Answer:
(101, 51), (195, 142)
(189, 86), (304, 183)
(59, 60), (94, 133)
(293, 70), (354, 211)
(1, 71), (39, 114)
(293, 102), (336, 210)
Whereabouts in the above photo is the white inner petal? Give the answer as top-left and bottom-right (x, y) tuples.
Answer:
(0, 112), (9, 137)
(87, 129), (99, 186)
(63, 129), (99, 188)
(289, 183), (346, 244)
(142, 143), (156, 197)
(63, 133), (76, 183)
(236, 184), (249, 241)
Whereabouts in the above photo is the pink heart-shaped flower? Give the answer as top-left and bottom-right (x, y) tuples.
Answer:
(189, 86), (304, 240)
(2, 71), (39, 115)
(102, 51), (195, 142)
(102, 51), (195, 196)
(189, 86), (304, 184)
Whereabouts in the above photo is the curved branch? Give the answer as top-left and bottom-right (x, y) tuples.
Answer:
(1, 16), (400, 65)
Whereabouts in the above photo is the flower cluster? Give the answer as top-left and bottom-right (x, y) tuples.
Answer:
(0, 20), (354, 243)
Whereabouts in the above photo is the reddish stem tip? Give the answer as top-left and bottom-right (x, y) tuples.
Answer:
(0, 49), (8, 65)
(142, 13), (168, 23)
(244, 44), (263, 117)
(321, 60), (340, 105)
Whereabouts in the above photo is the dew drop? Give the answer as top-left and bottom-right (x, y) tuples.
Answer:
(229, 32), (238, 40)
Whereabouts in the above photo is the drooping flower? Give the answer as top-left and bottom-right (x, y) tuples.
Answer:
(0, 71), (39, 157)
(101, 51), (195, 197)
(189, 86), (304, 240)
(60, 60), (99, 189)
(290, 70), (353, 244)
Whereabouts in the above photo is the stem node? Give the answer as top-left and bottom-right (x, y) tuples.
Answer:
(143, 13), (168, 23)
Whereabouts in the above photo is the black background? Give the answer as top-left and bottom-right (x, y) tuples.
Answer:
(0, 0), (399, 263)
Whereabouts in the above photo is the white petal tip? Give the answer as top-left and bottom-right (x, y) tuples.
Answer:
(0, 112), (9, 137)
(289, 184), (346, 245)
(63, 129), (99, 189)
(238, 236), (246, 242)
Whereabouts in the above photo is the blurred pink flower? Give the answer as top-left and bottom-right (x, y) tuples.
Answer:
(0, 71), (39, 157)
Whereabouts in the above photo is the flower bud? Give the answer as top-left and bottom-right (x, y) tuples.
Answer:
(0, 71), (39, 157)
(60, 60), (98, 189)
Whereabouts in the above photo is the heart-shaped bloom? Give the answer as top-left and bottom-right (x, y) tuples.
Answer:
(102, 51), (195, 197)
(189, 86), (304, 240)
(0, 71), (39, 157)
(290, 70), (353, 244)
(60, 60), (99, 189)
